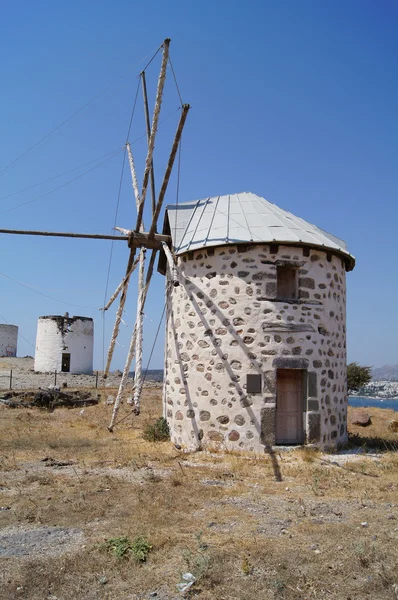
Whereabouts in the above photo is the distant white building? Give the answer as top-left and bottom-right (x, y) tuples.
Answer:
(34, 314), (94, 374)
(160, 192), (355, 451)
(0, 324), (18, 357)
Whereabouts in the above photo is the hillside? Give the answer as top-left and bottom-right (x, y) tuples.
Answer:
(372, 364), (398, 381)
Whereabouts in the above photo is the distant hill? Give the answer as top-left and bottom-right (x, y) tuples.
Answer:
(372, 364), (398, 381)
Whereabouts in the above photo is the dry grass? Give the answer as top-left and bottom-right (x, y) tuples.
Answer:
(0, 395), (397, 599)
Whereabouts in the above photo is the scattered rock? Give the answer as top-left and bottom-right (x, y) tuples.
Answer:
(349, 411), (372, 427)
(177, 573), (196, 594)
(41, 457), (74, 467)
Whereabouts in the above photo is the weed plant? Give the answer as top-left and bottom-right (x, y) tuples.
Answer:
(143, 417), (170, 442)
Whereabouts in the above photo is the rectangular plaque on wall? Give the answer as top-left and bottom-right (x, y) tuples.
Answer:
(247, 373), (262, 394)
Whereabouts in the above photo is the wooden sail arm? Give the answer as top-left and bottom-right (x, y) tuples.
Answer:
(0, 229), (128, 241)
(148, 103), (190, 239)
(101, 255), (140, 312)
(126, 143), (144, 233)
(141, 70), (157, 217)
(108, 247), (159, 431)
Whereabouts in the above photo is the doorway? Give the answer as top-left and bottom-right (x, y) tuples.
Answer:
(275, 369), (304, 444)
(61, 353), (71, 373)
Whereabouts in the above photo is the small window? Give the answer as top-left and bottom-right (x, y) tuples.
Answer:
(277, 266), (297, 299)
(247, 374), (262, 394)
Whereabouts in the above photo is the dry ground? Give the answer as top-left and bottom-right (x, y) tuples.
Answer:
(0, 388), (397, 600)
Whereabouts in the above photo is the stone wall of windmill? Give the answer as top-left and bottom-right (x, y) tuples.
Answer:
(34, 314), (94, 374)
(0, 324), (18, 357)
(163, 243), (348, 452)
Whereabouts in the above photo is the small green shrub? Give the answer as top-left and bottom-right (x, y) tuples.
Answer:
(143, 417), (170, 442)
(131, 536), (153, 562)
(101, 535), (152, 562)
(101, 536), (132, 559)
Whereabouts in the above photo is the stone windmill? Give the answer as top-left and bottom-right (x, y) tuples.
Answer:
(160, 193), (355, 451)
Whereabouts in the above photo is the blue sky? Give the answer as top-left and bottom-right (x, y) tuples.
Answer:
(0, 0), (397, 370)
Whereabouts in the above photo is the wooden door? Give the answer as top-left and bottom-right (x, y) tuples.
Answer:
(276, 369), (304, 444)
(61, 353), (71, 373)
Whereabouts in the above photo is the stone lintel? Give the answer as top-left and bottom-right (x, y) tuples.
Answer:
(273, 357), (309, 370)
(260, 259), (305, 268)
(257, 299), (322, 307)
(263, 323), (316, 333)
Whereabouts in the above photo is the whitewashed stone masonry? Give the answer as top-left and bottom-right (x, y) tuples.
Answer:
(34, 315), (94, 374)
(164, 243), (348, 452)
(0, 324), (18, 357)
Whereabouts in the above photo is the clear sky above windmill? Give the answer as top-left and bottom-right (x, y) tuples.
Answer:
(0, 0), (396, 371)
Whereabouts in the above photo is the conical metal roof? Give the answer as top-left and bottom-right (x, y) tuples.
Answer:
(164, 192), (355, 270)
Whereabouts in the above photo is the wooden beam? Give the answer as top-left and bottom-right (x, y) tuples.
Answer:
(0, 229), (128, 241)
(135, 38), (170, 233)
(127, 231), (171, 250)
(148, 104), (190, 238)
(141, 70), (157, 217)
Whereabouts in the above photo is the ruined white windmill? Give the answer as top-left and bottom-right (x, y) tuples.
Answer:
(1, 38), (356, 452)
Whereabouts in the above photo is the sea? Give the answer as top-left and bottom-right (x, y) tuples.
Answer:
(349, 396), (398, 411)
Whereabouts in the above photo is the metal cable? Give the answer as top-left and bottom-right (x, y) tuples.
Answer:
(0, 148), (124, 216)
(0, 44), (165, 179)
(168, 54), (183, 105)
(0, 147), (124, 203)
(102, 78), (141, 308)
(141, 45), (162, 73)
(0, 79), (125, 178)
(0, 269), (96, 310)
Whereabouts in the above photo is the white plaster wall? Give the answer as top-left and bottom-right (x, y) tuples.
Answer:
(0, 325), (18, 357)
(34, 316), (94, 374)
(164, 244), (348, 452)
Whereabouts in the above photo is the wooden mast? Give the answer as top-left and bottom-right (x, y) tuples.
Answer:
(0, 37), (189, 433)
(108, 99), (190, 430)
(141, 70), (157, 217)
(104, 38), (170, 378)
